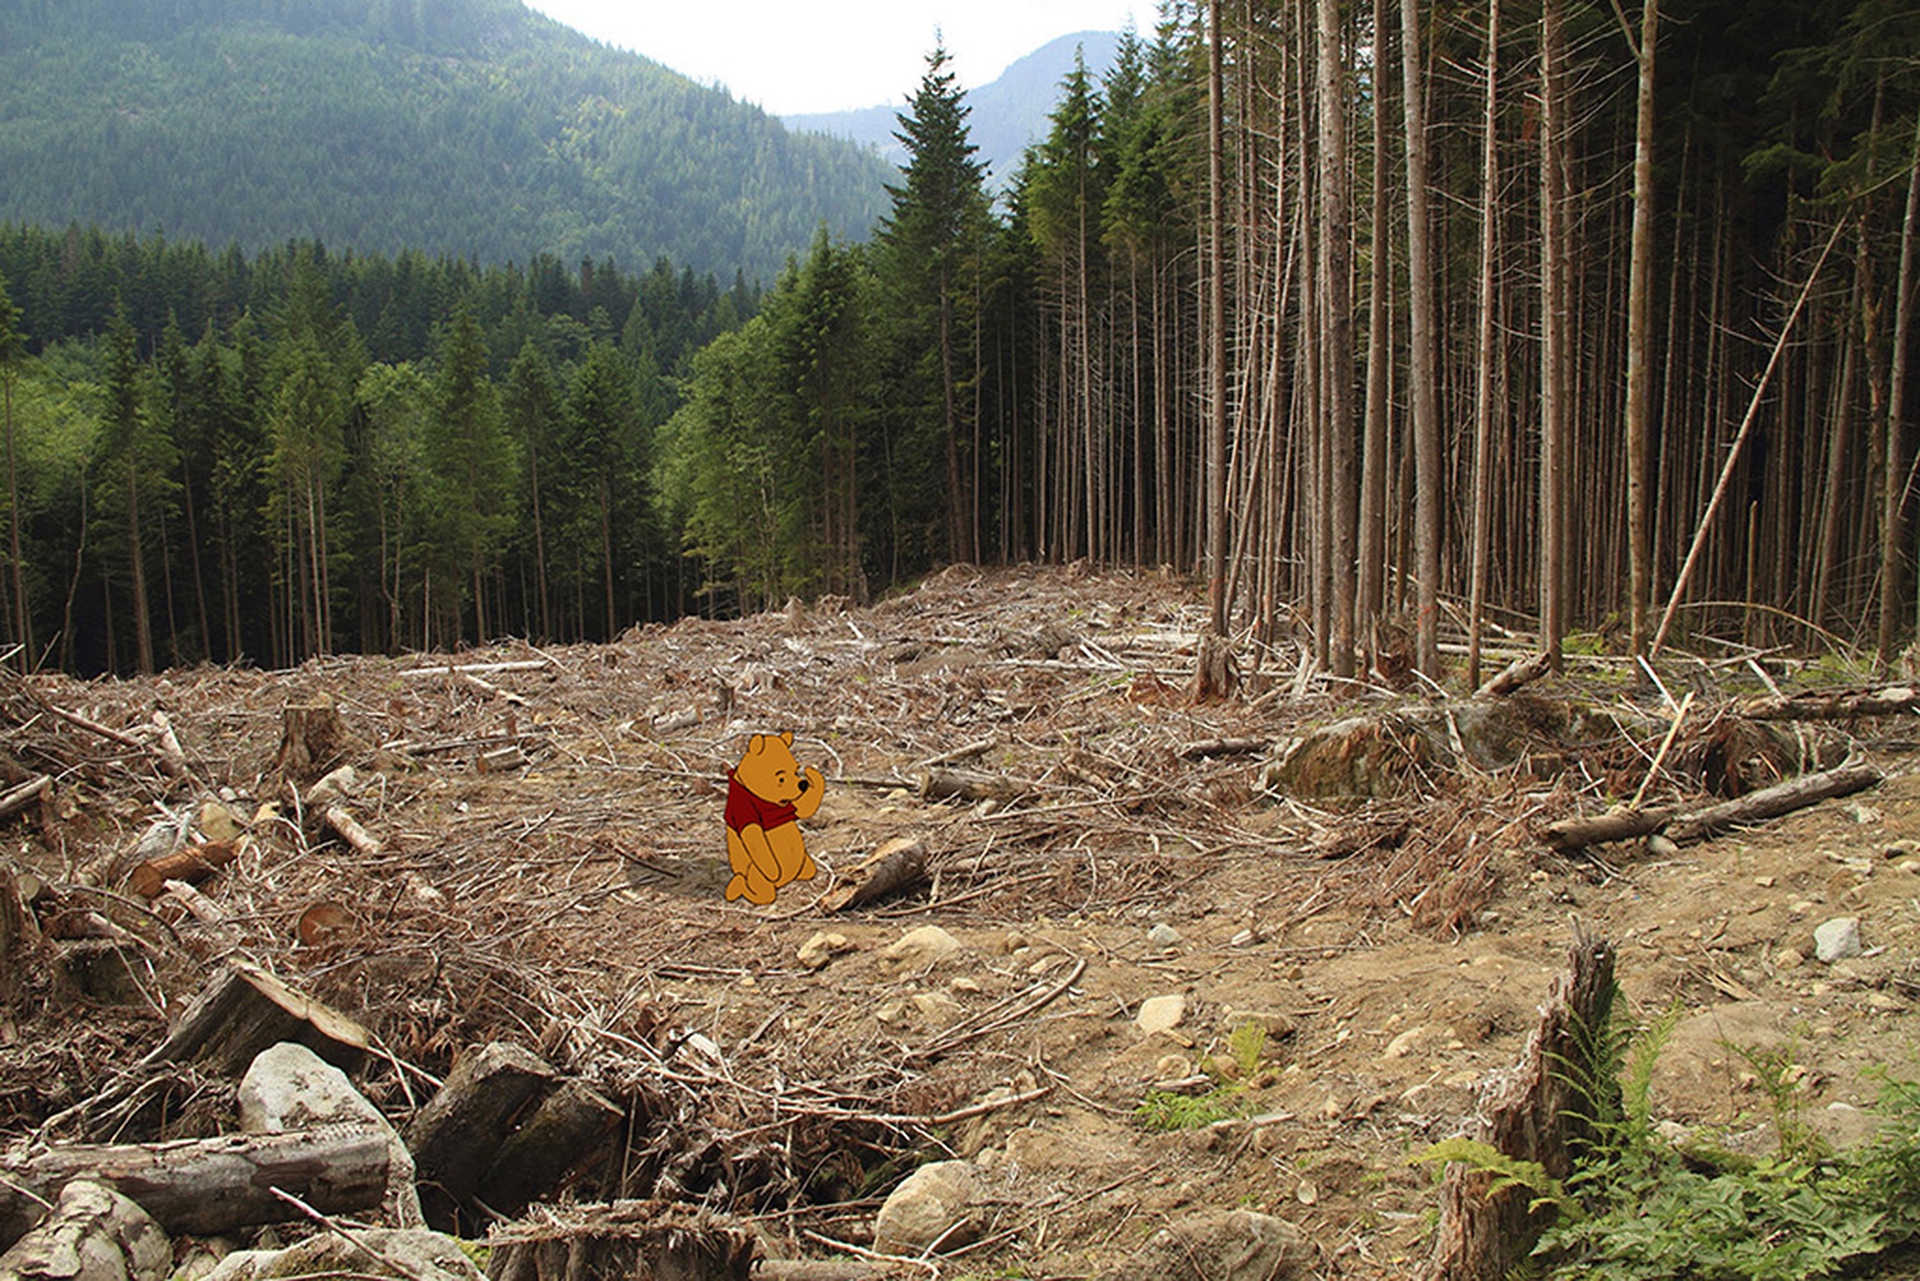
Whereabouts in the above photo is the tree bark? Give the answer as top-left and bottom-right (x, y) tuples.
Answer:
(1882, 111), (1920, 661)
(484, 1202), (755, 1281)
(819, 837), (928, 911)
(0, 1128), (391, 1250)
(1402, 0), (1441, 679)
(140, 959), (372, 1076)
(1426, 923), (1615, 1281)
(405, 1042), (559, 1226)
(1467, 0), (1500, 690)
(1624, 0), (1659, 654)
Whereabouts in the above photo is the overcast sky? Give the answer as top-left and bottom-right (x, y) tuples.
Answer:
(522, 1), (1142, 116)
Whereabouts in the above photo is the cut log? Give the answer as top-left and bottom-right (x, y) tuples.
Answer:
(1739, 683), (1920, 721)
(140, 960), (372, 1075)
(405, 1042), (558, 1227)
(915, 769), (1021, 804)
(0, 1126), (392, 1250)
(1662, 761), (1881, 844)
(1537, 806), (1673, 854)
(1475, 651), (1552, 698)
(483, 1201), (755, 1281)
(477, 745), (527, 773)
(0, 864), (36, 1012)
(400, 660), (550, 680)
(1426, 922), (1616, 1281)
(322, 804), (384, 857)
(818, 838), (928, 912)
(126, 841), (238, 900)
(0, 1179), (171, 1281)
(1174, 737), (1268, 760)
(477, 1079), (625, 1214)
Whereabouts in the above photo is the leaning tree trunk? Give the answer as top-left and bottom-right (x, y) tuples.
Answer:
(1882, 111), (1920, 662)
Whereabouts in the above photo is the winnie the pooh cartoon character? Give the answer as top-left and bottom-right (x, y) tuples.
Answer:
(724, 732), (824, 904)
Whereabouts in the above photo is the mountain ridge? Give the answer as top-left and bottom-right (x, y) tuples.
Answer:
(0, 0), (894, 282)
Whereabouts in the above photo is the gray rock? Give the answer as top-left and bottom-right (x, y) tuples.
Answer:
(1813, 916), (1863, 963)
(1096, 1208), (1311, 1281)
(0, 1180), (170, 1281)
(201, 1230), (482, 1281)
(1147, 923), (1183, 947)
(239, 1043), (423, 1228)
(872, 1160), (981, 1256)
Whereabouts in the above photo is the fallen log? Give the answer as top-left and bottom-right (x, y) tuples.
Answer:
(1475, 651), (1552, 699)
(323, 804), (384, 857)
(915, 768), (1022, 804)
(1663, 761), (1882, 844)
(399, 660), (549, 680)
(126, 840), (238, 900)
(1539, 761), (1882, 854)
(1738, 683), (1920, 721)
(140, 959), (372, 1075)
(818, 837), (927, 912)
(1174, 736), (1268, 760)
(484, 1201), (755, 1281)
(1426, 922), (1616, 1281)
(0, 1126), (392, 1250)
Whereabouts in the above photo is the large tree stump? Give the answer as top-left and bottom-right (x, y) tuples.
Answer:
(140, 960), (372, 1076)
(485, 1201), (755, 1281)
(272, 697), (364, 787)
(0, 1127), (391, 1250)
(476, 1079), (625, 1215)
(404, 1043), (558, 1229)
(1426, 922), (1616, 1281)
(0, 863), (37, 1014)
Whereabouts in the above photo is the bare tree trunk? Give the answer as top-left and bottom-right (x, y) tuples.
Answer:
(1206, 0), (1231, 640)
(1467, 0), (1501, 690)
(1319, 0), (1357, 677)
(1361, 0), (1393, 640)
(1402, 0), (1440, 679)
(1881, 111), (1920, 662)
(1624, 0), (1659, 654)
(1538, 0), (1570, 669)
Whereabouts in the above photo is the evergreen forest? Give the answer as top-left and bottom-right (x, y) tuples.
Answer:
(2, 0), (1919, 682)
(0, 0), (892, 283)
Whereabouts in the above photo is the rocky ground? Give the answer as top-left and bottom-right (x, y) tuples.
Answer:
(3, 564), (1919, 1280)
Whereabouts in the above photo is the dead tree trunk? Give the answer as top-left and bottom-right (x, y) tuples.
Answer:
(0, 1127), (391, 1249)
(1426, 923), (1615, 1281)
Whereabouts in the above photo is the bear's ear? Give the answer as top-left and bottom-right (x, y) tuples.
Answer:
(748, 734), (767, 756)
(780, 731), (794, 747)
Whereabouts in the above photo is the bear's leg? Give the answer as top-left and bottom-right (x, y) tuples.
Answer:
(726, 828), (779, 904)
(766, 824), (817, 886)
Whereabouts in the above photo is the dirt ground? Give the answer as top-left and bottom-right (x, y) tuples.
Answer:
(5, 564), (1920, 1280)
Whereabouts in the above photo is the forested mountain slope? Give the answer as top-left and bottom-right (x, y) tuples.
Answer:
(0, 0), (892, 282)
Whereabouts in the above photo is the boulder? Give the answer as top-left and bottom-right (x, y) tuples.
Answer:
(239, 1043), (423, 1228)
(0, 1181), (170, 1281)
(1095, 1209), (1311, 1281)
(201, 1229), (482, 1281)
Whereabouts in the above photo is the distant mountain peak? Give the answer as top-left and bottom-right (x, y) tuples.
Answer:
(783, 30), (1124, 187)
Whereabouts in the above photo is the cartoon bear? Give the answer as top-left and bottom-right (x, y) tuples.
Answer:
(724, 732), (824, 905)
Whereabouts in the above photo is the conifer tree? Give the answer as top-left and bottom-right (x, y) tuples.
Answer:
(876, 42), (993, 565)
(0, 274), (28, 661)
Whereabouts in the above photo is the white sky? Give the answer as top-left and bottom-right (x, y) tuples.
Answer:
(522, 1), (1142, 116)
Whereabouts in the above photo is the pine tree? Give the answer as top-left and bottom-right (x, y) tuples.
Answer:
(876, 42), (994, 566)
(0, 274), (28, 662)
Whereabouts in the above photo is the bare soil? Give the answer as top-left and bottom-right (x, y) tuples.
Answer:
(6, 564), (1920, 1280)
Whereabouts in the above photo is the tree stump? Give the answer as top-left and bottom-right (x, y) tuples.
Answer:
(819, 837), (927, 911)
(140, 960), (372, 1076)
(477, 1079), (625, 1215)
(1426, 921), (1616, 1281)
(485, 1201), (755, 1281)
(405, 1042), (559, 1230)
(272, 697), (364, 787)
(1189, 630), (1239, 703)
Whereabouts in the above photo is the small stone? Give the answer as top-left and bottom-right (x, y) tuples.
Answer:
(1813, 916), (1863, 963)
(197, 800), (245, 844)
(1885, 839), (1920, 860)
(1774, 948), (1804, 969)
(1868, 991), (1907, 1013)
(1847, 802), (1883, 825)
(1383, 1025), (1428, 1060)
(1135, 993), (1186, 1036)
(949, 975), (981, 994)
(885, 925), (962, 968)
(1224, 1006), (1297, 1038)
(1755, 875), (1777, 888)
(1154, 1053), (1194, 1080)
(1147, 922), (1183, 947)
(1645, 833), (1681, 859)
(797, 930), (852, 970)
